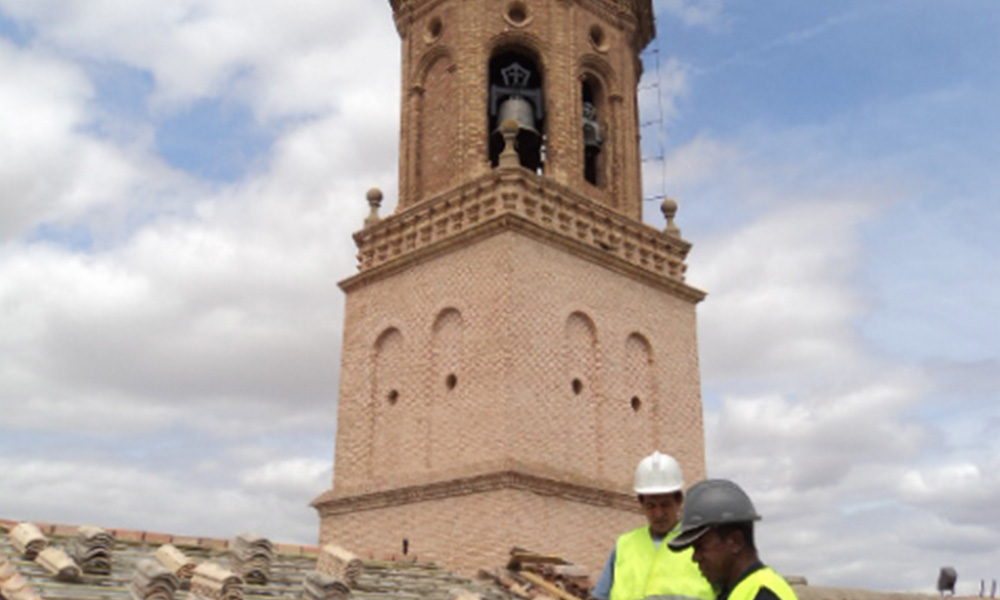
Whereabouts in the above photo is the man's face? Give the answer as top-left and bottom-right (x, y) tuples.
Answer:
(690, 528), (735, 585)
(640, 493), (682, 537)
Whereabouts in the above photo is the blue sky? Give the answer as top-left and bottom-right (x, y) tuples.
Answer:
(0, 0), (998, 594)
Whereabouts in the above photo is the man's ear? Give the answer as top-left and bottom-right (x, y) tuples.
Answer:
(724, 528), (744, 554)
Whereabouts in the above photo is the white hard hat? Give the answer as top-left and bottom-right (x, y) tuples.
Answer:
(634, 451), (684, 495)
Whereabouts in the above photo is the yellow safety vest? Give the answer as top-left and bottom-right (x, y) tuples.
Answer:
(609, 526), (715, 600)
(727, 567), (798, 600)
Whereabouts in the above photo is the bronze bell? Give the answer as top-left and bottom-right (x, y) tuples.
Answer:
(582, 101), (603, 151)
(495, 95), (539, 135)
(492, 95), (542, 171)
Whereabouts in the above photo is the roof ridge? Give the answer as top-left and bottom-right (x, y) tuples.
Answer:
(0, 518), (320, 556)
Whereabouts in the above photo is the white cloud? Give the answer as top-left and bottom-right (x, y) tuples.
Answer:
(695, 199), (875, 387)
(0, 0), (397, 550)
(0, 0), (397, 117)
(0, 40), (154, 239)
(657, 0), (729, 30)
(0, 456), (322, 541)
(240, 457), (331, 495)
(0, 0), (397, 440)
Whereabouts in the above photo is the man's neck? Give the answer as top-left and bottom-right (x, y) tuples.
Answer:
(725, 554), (762, 590)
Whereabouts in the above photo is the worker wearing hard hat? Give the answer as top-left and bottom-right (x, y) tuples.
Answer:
(667, 479), (798, 600)
(590, 451), (714, 600)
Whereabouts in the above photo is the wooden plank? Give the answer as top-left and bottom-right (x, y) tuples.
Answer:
(506, 553), (567, 570)
(518, 571), (584, 600)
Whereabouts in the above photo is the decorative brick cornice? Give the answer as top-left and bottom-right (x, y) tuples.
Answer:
(346, 168), (705, 303)
(388, 0), (654, 52)
(311, 467), (641, 516)
(575, 0), (655, 51)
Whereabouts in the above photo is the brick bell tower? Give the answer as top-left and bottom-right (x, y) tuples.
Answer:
(312, 0), (707, 574)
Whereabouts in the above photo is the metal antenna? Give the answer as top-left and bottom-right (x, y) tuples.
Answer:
(639, 23), (669, 204)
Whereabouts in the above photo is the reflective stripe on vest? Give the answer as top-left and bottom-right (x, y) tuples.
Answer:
(727, 567), (798, 600)
(609, 526), (715, 600)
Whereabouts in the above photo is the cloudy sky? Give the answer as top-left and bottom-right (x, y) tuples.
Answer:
(1, 0), (997, 594)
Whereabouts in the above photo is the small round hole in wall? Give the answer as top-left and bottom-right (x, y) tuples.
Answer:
(572, 378), (584, 395)
(446, 373), (458, 390)
(589, 25), (608, 51)
(387, 389), (400, 405)
(506, 2), (529, 26)
(425, 16), (443, 42)
(630, 396), (642, 412)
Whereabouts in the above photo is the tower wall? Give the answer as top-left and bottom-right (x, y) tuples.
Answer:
(315, 0), (702, 576)
(329, 227), (704, 497)
(318, 485), (644, 576)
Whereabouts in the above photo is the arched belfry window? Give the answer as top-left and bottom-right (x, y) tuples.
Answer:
(488, 49), (544, 172)
(582, 76), (605, 186)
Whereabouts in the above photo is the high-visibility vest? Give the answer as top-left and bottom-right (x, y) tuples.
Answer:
(726, 566), (798, 600)
(609, 526), (715, 600)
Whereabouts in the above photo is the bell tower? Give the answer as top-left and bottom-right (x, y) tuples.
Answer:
(313, 0), (707, 574)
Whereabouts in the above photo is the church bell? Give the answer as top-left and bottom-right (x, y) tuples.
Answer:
(489, 60), (544, 171)
(582, 101), (603, 151)
(492, 95), (543, 171)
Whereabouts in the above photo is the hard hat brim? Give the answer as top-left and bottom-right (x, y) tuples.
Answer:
(634, 483), (684, 495)
(667, 525), (711, 551)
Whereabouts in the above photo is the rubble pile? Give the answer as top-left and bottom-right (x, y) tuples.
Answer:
(479, 548), (592, 600)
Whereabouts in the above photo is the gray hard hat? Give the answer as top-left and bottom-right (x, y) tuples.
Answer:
(668, 479), (761, 550)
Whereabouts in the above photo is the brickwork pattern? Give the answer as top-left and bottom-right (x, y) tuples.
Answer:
(319, 488), (645, 577)
(328, 229), (704, 495)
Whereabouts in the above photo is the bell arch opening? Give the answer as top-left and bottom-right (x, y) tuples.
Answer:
(488, 48), (545, 173)
(582, 74), (606, 187)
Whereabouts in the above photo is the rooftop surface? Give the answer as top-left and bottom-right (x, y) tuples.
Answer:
(0, 520), (950, 600)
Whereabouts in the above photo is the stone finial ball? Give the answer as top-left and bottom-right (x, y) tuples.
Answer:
(366, 187), (383, 203)
(661, 197), (678, 218)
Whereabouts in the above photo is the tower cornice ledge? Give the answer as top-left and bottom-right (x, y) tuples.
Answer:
(311, 460), (641, 516)
(346, 168), (706, 303)
(388, 0), (654, 52)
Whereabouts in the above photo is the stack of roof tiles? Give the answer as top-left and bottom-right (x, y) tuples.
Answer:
(131, 558), (181, 600)
(228, 533), (274, 585)
(34, 547), (81, 582)
(1, 521), (528, 600)
(154, 544), (197, 587)
(317, 544), (364, 587)
(8, 524), (47, 560)
(189, 561), (244, 600)
(301, 570), (351, 600)
(70, 525), (114, 575)
(0, 553), (42, 600)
